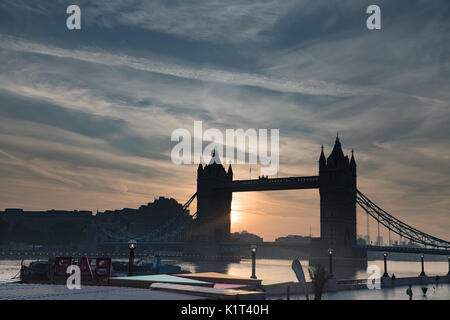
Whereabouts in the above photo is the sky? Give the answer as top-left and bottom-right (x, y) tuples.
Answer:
(0, 0), (449, 241)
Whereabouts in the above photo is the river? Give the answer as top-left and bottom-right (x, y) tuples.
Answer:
(1, 258), (449, 299)
(2, 258), (448, 281)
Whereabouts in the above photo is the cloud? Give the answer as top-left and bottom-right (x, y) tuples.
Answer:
(0, 34), (361, 97)
(85, 0), (298, 44)
(0, 1), (449, 240)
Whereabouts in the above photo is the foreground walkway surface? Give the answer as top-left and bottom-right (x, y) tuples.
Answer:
(286, 283), (450, 300)
(0, 282), (202, 300)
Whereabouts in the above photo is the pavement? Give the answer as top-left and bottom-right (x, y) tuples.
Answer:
(0, 281), (203, 300)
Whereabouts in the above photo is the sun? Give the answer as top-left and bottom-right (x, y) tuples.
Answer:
(231, 203), (244, 224)
(231, 210), (239, 223)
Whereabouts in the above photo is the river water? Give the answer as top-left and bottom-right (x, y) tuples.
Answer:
(1, 258), (448, 281)
(1, 258), (449, 299)
(169, 258), (449, 282)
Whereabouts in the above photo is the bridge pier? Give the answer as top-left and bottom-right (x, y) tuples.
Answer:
(309, 240), (367, 276)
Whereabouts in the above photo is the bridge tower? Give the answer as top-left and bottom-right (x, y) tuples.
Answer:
(193, 152), (233, 243)
(310, 136), (367, 271)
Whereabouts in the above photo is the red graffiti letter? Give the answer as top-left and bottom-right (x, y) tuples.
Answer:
(78, 256), (93, 278)
(54, 256), (72, 276)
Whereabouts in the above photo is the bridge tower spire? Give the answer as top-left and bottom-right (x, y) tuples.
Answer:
(319, 144), (326, 170)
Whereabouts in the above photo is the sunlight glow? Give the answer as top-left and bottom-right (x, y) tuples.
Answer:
(231, 210), (239, 223)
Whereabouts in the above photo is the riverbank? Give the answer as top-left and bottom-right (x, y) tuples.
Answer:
(1, 257), (449, 300)
(2, 258), (450, 282)
(264, 274), (450, 297)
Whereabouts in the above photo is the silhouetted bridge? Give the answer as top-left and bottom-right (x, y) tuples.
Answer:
(93, 137), (450, 260)
(94, 185), (450, 255)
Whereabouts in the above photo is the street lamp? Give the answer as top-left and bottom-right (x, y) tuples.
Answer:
(419, 254), (426, 277)
(128, 240), (137, 276)
(383, 253), (389, 277)
(447, 256), (450, 275)
(328, 248), (334, 278)
(250, 245), (257, 279)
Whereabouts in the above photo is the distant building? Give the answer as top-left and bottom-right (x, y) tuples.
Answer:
(229, 230), (263, 243)
(357, 235), (367, 246)
(376, 235), (383, 246)
(406, 241), (422, 248)
(0, 197), (191, 247)
(275, 235), (310, 246)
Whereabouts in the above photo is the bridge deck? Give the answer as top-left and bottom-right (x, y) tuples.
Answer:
(215, 176), (320, 192)
(359, 245), (450, 255)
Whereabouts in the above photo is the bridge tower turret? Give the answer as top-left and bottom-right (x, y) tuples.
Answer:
(194, 152), (233, 243)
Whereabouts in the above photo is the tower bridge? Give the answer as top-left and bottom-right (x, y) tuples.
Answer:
(190, 135), (364, 268)
(96, 136), (450, 270)
(188, 135), (450, 268)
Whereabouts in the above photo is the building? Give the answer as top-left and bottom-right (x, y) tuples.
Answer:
(376, 235), (384, 246)
(275, 235), (310, 246)
(357, 235), (367, 246)
(0, 197), (190, 248)
(230, 230), (263, 243)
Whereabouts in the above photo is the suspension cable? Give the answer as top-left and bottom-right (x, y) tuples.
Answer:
(356, 189), (450, 249)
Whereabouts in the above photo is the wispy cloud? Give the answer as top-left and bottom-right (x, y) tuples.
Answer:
(0, 34), (360, 97)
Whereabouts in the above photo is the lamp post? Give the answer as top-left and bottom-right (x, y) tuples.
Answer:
(447, 256), (450, 275)
(383, 253), (389, 277)
(328, 248), (334, 278)
(420, 254), (426, 277)
(250, 245), (257, 279)
(128, 240), (137, 276)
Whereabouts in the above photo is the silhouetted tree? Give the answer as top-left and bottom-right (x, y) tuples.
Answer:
(10, 220), (42, 244)
(47, 222), (84, 245)
(308, 264), (329, 300)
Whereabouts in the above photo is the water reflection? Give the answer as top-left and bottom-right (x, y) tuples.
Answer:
(177, 258), (364, 281)
(1, 258), (448, 284)
(179, 260), (231, 274)
(331, 264), (373, 280)
(164, 258), (449, 283)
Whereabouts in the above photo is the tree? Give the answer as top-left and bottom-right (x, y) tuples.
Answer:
(10, 220), (43, 244)
(47, 221), (84, 245)
(308, 264), (329, 300)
